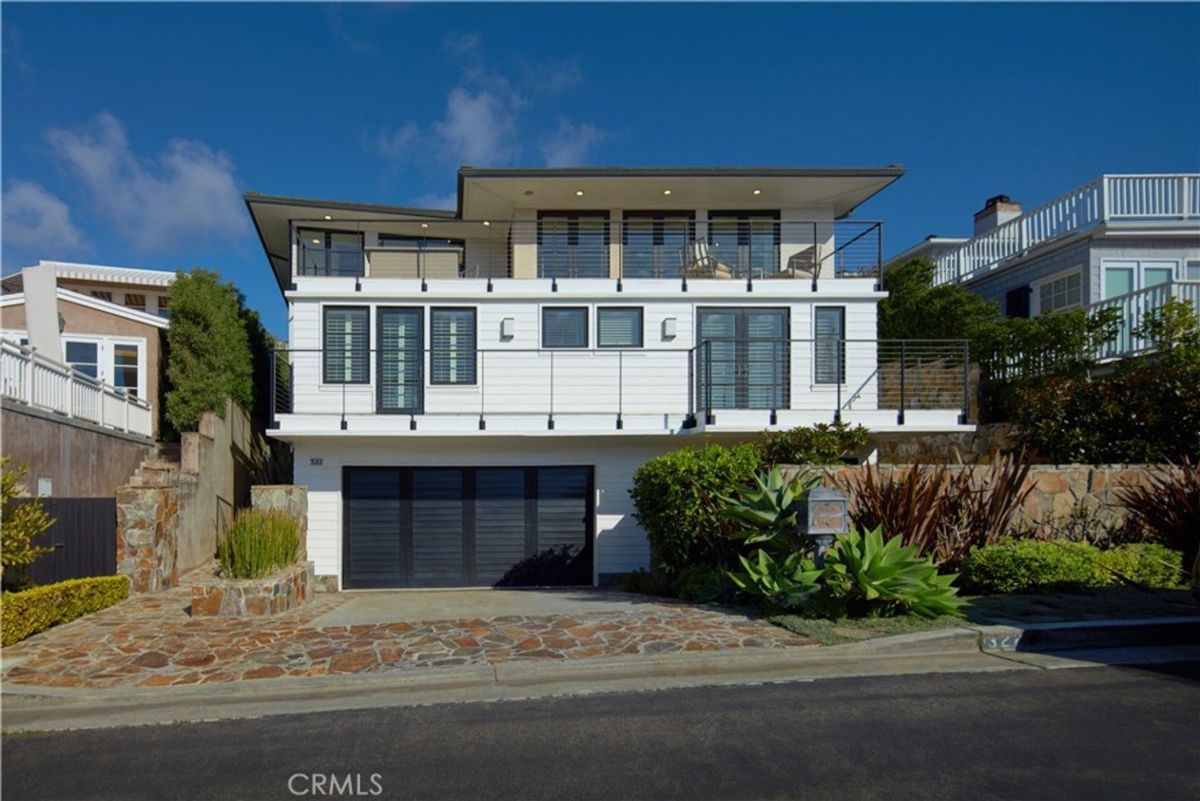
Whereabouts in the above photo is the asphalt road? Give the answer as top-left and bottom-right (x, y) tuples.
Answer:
(4, 662), (1199, 801)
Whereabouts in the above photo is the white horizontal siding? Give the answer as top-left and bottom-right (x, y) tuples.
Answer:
(293, 435), (753, 587)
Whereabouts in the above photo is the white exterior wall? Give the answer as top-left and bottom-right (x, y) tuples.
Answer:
(293, 433), (755, 587)
(284, 279), (883, 426)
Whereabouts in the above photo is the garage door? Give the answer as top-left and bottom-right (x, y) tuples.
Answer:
(343, 466), (593, 589)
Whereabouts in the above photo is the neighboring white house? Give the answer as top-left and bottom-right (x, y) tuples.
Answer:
(887, 175), (1200, 359)
(0, 261), (172, 437)
(246, 165), (973, 590)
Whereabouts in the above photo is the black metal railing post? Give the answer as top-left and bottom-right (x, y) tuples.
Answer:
(616, 350), (624, 430)
(960, 342), (971, 424)
(548, 350), (555, 430)
(834, 339), (843, 424)
(685, 346), (697, 428)
(898, 341), (906, 425)
(704, 341), (714, 425)
(478, 350), (486, 430)
(340, 377), (347, 431)
(268, 350), (278, 430)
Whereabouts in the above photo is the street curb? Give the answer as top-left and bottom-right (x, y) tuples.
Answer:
(968, 616), (1200, 654)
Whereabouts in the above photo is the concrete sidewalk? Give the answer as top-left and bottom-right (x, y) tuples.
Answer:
(6, 620), (1199, 733)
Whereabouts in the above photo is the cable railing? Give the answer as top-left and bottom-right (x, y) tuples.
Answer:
(1, 339), (153, 437)
(933, 174), (1200, 285)
(270, 338), (969, 431)
(288, 218), (884, 284)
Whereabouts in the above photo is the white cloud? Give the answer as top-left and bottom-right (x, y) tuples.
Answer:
(44, 112), (245, 254)
(369, 122), (421, 161)
(539, 121), (607, 167)
(1, 180), (88, 254)
(413, 191), (458, 211)
(445, 32), (482, 59)
(433, 86), (520, 166)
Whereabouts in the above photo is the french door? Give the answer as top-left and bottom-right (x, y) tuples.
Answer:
(697, 308), (789, 410)
(377, 308), (423, 413)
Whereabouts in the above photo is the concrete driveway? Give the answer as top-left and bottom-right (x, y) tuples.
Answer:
(309, 588), (667, 626)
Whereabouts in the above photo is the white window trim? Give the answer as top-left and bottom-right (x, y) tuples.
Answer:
(2, 329), (148, 399)
(1031, 266), (1084, 316)
(1100, 258), (1179, 299)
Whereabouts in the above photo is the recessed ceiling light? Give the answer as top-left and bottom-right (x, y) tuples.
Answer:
(752, 189), (762, 196)
(575, 189), (585, 196)
(311, 238), (321, 244)
(663, 189), (672, 196)
(421, 223), (429, 229)
(482, 220), (491, 226)
(323, 214), (333, 220)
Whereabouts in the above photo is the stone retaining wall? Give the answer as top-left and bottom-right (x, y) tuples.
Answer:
(190, 561), (315, 617)
(814, 463), (1166, 536)
(871, 423), (1018, 465)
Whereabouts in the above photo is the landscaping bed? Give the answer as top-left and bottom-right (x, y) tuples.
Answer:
(190, 560), (315, 617)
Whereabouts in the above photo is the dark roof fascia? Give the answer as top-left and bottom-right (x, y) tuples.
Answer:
(243, 192), (459, 219)
(458, 165), (907, 179)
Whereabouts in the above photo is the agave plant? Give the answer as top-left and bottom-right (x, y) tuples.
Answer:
(719, 466), (816, 551)
(823, 527), (966, 619)
(727, 547), (823, 611)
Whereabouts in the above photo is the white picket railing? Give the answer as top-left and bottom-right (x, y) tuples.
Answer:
(934, 174), (1200, 285)
(0, 338), (153, 438)
(1089, 280), (1200, 361)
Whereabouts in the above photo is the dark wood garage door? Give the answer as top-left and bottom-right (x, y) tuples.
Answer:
(343, 466), (593, 589)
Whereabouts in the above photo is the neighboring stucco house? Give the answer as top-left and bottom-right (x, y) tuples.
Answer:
(887, 175), (1200, 356)
(246, 165), (973, 590)
(0, 261), (173, 436)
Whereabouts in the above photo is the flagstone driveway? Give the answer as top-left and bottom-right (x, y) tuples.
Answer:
(2, 583), (813, 690)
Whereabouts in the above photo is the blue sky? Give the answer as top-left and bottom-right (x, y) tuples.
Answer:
(3, 2), (1198, 336)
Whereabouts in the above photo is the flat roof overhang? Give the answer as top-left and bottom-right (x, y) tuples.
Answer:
(458, 165), (905, 221)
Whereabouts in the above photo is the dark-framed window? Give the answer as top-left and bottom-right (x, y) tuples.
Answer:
(542, 307), (589, 348)
(814, 306), (845, 385)
(707, 210), (781, 278)
(597, 307), (643, 348)
(537, 211), (610, 278)
(621, 211), (694, 278)
(323, 306), (370, 384)
(430, 307), (477, 385)
(299, 229), (365, 277)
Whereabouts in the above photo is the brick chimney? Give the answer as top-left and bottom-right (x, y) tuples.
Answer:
(973, 194), (1023, 235)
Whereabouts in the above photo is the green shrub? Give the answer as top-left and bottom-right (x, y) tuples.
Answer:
(218, 509), (300, 579)
(1, 457), (55, 587)
(670, 564), (733, 604)
(822, 527), (966, 619)
(1117, 460), (1200, 589)
(728, 549), (823, 612)
(1, 576), (130, 646)
(629, 442), (762, 575)
(757, 422), (869, 466)
(962, 540), (1183, 594)
(621, 568), (673, 597)
(720, 466), (816, 553)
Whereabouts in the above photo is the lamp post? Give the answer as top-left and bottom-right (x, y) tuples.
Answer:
(798, 486), (849, 565)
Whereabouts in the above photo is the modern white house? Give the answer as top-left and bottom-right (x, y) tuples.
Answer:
(246, 166), (973, 590)
(887, 175), (1200, 359)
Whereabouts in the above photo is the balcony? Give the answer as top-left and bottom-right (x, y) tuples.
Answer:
(933, 174), (1200, 286)
(1, 339), (153, 438)
(291, 218), (884, 285)
(269, 339), (969, 436)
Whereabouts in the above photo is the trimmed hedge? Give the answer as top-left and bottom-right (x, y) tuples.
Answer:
(961, 540), (1182, 595)
(629, 443), (762, 575)
(1, 575), (130, 646)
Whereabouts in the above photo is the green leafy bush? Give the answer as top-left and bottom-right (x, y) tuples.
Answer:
(165, 269), (278, 434)
(629, 443), (762, 575)
(621, 568), (673, 597)
(720, 466), (816, 553)
(878, 257), (1005, 355)
(961, 540), (1183, 594)
(728, 549), (823, 612)
(670, 564), (733, 604)
(757, 422), (869, 466)
(1, 576), (130, 646)
(822, 527), (966, 619)
(1116, 460), (1200, 590)
(218, 509), (300, 579)
(1, 457), (54, 588)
